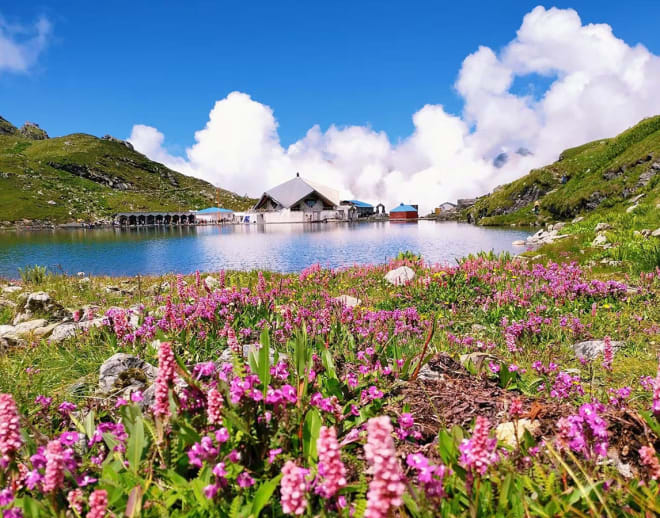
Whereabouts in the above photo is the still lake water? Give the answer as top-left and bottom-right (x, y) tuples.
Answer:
(0, 221), (531, 278)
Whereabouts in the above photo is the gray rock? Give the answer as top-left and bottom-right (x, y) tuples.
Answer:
(384, 266), (415, 286)
(13, 291), (70, 324)
(626, 204), (638, 214)
(572, 339), (624, 361)
(592, 233), (608, 246)
(417, 363), (443, 382)
(572, 216), (584, 223)
(204, 276), (220, 291)
(652, 228), (660, 238)
(98, 353), (158, 396)
(2, 286), (22, 294)
(512, 240), (526, 246)
(333, 295), (361, 307)
(553, 222), (566, 231)
(13, 319), (48, 335)
(0, 325), (15, 337)
(49, 318), (104, 343)
(34, 322), (59, 338)
(595, 222), (612, 232)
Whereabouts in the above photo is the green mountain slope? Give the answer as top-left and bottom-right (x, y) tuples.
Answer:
(0, 117), (255, 224)
(469, 115), (660, 227)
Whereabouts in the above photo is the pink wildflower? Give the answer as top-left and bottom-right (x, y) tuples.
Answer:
(639, 445), (660, 481)
(152, 341), (175, 418)
(509, 398), (523, 418)
(316, 426), (347, 498)
(43, 440), (65, 493)
(0, 393), (22, 465)
(364, 416), (405, 518)
(87, 489), (108, 518)
(207, 387), (223, 425)
(459, 416), (498, 476)
(67, 489), (84, 514)
(227, 327), (240, 354)
(280, 460), (308, 515)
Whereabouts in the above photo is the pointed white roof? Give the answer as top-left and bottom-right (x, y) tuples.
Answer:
(255, 176), (339, 209)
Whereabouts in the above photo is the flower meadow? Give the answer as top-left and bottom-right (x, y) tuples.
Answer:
(1, 253), (659, 517)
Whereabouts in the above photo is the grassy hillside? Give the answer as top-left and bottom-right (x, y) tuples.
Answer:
(469, 116), (660, 227)
(0, 117), (255, 224)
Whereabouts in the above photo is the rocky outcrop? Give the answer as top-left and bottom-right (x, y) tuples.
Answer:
(0, 116), (18, 135)
(46, 161), (133, 190)
(19, 121), (49, 140)
(102, 135), (134, 151)
(525, 225), (571, 246)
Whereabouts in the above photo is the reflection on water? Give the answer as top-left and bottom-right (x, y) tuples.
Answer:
(0, 221), (531, 277)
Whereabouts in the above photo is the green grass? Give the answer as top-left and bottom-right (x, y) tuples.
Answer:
(470, 115), (660, 226)
(0, 119), (256, 223)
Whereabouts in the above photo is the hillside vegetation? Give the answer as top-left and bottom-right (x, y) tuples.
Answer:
(469, 116), (660, 227)
(466, 116), (660, 274)
(0, 116), (254, 225)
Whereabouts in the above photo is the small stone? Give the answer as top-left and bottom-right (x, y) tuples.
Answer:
(204, 276), (220, 291)
(592, 233), (608, 246)
(333, 295), (361, 307)
(595, 222), (612, 232)
(2, 286), (22, 294)
(652, 228), (660, 238)
(98, 353), (158, 396)
(626, 204), (638, 213)
(512, 240), (526, 246)
(384, 266), (416, 286)
(13, 319), (48, 335)
(49, 318), (104, 343)
(572, 339), (624, 361)
(572, 216), (584, 223)
(496, 419), (541, 448)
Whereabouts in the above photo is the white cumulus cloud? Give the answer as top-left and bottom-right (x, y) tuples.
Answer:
(0, 14), (51, 73)
(129, 6), (660, 213)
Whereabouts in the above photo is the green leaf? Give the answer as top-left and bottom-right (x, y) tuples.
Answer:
(321, 349), (337, 379)
(258, 328), (271, 391)
(250, 473), (283, 517)
(127, 413), (145, 473)
(302, 408), (322, 461)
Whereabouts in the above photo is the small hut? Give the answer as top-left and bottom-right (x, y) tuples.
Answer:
(390, 203), (418, 220)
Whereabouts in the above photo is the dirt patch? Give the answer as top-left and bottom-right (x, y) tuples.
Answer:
(390, 354), (658, 470)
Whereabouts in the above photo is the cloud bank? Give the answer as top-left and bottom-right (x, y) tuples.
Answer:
(0, 13), (51, 73)
(129, 6), (660, 213)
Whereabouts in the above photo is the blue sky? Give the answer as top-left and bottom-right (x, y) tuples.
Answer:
(3, 0), (660, 151)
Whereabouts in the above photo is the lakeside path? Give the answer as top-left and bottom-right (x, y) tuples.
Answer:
(0, 255), (658, 516)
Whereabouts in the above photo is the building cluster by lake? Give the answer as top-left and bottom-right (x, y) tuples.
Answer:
(113, 174), (424, 226)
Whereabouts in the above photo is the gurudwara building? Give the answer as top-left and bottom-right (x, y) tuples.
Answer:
(251, 174), (354, 223)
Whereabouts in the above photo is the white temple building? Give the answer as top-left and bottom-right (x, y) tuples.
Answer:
(250, 174), (354, 223)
